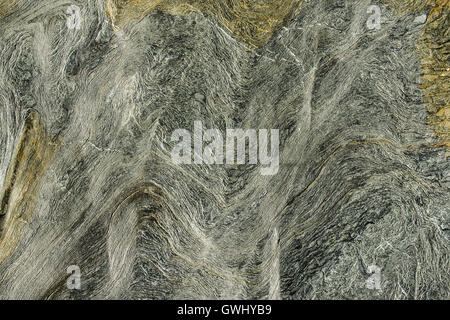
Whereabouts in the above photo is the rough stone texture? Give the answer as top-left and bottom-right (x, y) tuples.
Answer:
(0, 0), (448, 299)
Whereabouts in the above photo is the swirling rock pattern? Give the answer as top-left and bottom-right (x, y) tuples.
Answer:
(0, 0), (448, 299)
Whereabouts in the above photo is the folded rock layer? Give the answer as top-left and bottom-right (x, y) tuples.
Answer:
(0, 0), (448, 299)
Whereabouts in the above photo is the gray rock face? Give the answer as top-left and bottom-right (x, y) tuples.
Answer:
(0, 0), (448, 299)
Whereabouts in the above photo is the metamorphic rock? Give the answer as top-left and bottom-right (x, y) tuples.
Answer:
(0, 0), (449, 299)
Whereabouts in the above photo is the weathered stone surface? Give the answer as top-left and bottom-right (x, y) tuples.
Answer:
(0, 0), (448, 299)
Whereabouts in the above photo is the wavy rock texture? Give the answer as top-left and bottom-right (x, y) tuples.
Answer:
(0, 0), (448, 299)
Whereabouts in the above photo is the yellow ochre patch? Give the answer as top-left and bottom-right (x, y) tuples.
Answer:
(0, 112), (60, 264)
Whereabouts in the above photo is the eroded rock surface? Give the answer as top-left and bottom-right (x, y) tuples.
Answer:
(0, 0), (448, 299)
